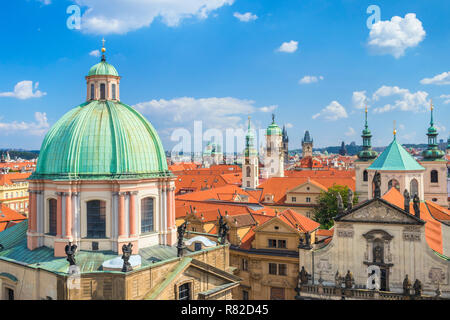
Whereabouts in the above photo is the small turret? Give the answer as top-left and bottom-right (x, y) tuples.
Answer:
(422, 100), (445, 160)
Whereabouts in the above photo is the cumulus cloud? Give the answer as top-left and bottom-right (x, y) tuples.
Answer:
(233, 12), (257, 22)
(89, 49), (100, 57)
(0, 112), (49, 136)
(134, 97), (260, 130)
(0, 81), (46, 100)
(367, 13), (426, 58)
(439, 94), (450, 104)
(352, 90), (368, 109)
(277, 40), (298, 53)
(345, 127), (355, 136)
(312, 101), (348, 121)
(259, 105), (277, 113)
(420, 71), (450, 85)
(372, 85), (429, 113)
(285, 123), (294, 129)
(299, 75), (323, 84)
(73, 0), (234, 34)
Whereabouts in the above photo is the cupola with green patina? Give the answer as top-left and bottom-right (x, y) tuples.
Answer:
(266, 114), (282, 136)
(357, 107), (378, 161)
(422, 100), (445, 161)
(31, 42), (171, 181)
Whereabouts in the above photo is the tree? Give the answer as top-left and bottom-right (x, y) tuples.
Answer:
(313, 185), (358, 229)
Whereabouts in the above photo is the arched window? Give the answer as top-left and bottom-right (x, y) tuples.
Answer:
(141, 197), (154, 233)
(388, 179), (400, 191)
(90, 84), (95, 100)
(246, 166), (251, 178)
(363, 170), (368, 182)
(100, 83), (106, 100)
(410, 179), (418, 197)
(86, 200), (106, 238)
(111, 84), (116, 100)
(431, 170), (438, 183)
(48, 198), (57, 235)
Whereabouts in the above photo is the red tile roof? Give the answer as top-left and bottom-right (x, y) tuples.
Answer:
(0, 203), (27, 232)
(276, 209), (320, 233)
(0, 172), (31, 186)
(176, 184), (260, 203)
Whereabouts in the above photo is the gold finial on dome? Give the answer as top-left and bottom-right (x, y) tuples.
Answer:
(101, 38), (106, 53)
(393, 120), (397, 137)
(430, 98), (434, 111)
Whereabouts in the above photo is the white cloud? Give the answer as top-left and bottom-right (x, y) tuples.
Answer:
(233, 12), (257, 22)
(37, 0), (51, 4)
(0, 81), (46, 100)
(259, 105), (277, 113)
(299, 75), (323, 84)
(0, 112), (49, 136)
(345, 127), (355, 136)
(439, 94), (450, 104)
(134, 97), (259, 130)
(372, 85), (429, 113)
(285, 123), (294, 129)
(352, 90), (368, 109)
(367, 13), (426, 58)
(89, 49), (100, 57)
(420, 71), (450, 85)
(74, 0), (234, 34)
(312, 101), (348, 121)
(277, 40), (298, 53)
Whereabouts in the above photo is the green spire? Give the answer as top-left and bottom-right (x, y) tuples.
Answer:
(422, 100), (444, 160)
(245, 117), (257, 157)
(357, 106), (378, 161)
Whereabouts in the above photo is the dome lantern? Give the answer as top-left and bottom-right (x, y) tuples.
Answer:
(85, 39), (121, 102)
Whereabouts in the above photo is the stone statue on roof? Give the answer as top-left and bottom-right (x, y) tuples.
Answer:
(347, 189), (353, 211)
(177, 221), (188, 257)
(121, 243), (133, 272)
(403, 189), (410, 213)
(403, 274), (412, 295)
(413, 279), (422, 296)
(413, 194), (420, 218)
(218, 211), (230, 245)
(373, 171), (381, 198)
(65, 242), (77, 266)
(299, 266), (309, 285)
(344, 270), (354, 289)
(336, 193), (344, 214)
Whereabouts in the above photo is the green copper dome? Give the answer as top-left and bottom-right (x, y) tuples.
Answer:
(367, 136), (424, 171)
(88, 60), (119, 77)
(266, 114), (282, 136)
(32, 101), (170, 180)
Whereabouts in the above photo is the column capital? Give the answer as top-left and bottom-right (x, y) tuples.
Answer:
(128, 191), (138, 196)
(56, 191), (64, 196)
(72, 192), (80, 197)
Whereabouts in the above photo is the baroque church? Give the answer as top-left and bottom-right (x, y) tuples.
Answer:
(0, 45), (240, 300)
(297, 105), (450, 299)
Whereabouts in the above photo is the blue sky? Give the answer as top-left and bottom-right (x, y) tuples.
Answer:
(0, 0), (449, 151)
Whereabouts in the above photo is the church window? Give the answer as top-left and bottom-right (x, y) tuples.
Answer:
(388, 179), (400, 191)
(90, 84), (95, 100)
(363, 170), (368, 182)
(410, 179), (418, 197)
(431, 170), (438, 183)
(111, 84), (116, 100)
(246, 166), (251, 177)
(86, 200), (106, 238)
(178, 283), (191, 300)
(292, 197), (296, 203)
(5, 287), (14, 300)
(141, 197), (154, 233)
(100, 83), (106, 100)
(306, 197), (311, 203)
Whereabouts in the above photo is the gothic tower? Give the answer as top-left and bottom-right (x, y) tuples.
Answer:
(301, 131), (313, 158)
(355, 107), (378, 202)
(242, 117), (259, 189)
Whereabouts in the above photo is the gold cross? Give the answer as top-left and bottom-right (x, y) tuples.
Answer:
(102, 38), (106, 48)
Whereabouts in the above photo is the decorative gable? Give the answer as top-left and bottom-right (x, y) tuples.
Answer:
(336, 199), (424, 225)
